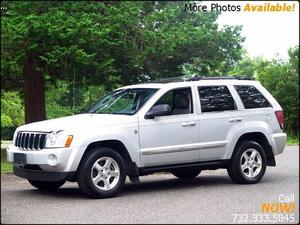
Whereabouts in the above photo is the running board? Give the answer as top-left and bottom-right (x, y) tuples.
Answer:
(138, 159), (230, 176)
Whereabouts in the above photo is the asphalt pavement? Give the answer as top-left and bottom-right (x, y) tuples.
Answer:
(1, 146), (299, 224)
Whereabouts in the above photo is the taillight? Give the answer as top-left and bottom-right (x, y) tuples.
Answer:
(275, 111), (284, 130)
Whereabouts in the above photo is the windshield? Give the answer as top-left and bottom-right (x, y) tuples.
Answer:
(86, 88), (158, 115)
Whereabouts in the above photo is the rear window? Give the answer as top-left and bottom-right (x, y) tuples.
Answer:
(198, 86), (236, 112)
(234, 85), (272, 109)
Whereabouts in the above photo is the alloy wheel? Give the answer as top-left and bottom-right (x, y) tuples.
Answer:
(91, 157), (120, 191)
(240, 148), (262, 178)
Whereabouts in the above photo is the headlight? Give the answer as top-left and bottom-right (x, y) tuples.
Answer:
(45, 130), (73, 148)
(13, 130), (18, 145)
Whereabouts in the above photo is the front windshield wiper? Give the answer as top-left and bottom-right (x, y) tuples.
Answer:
(111, 112), (132, 115)
(88, 112), (132, 115)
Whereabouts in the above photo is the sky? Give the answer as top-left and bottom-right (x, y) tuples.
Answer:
(200, 1), (299, 60)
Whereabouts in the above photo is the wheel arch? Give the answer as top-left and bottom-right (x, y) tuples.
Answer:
(231, 132), (275, 166)
(74, 140), (139, 181)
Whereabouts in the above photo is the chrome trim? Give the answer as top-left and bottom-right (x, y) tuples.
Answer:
(22, 133), (26, 149)
(198, 144), (226, 150)
(141, 142), (227, 156)
(38, 134), (42, 150)
(15, 131), (48, 151)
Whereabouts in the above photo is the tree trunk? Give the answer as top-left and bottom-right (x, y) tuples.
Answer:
(23, 52), (46, 124)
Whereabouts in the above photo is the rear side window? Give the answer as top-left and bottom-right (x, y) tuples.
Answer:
(198, 86), (236, 112)
(235, 85), (271, 109)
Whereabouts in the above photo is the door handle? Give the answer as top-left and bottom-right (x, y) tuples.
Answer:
(182, 122), (196, 127)
(229, 118), (242, 122)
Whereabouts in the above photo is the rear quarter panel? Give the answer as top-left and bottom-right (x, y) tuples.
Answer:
(224, 109), (277, 160)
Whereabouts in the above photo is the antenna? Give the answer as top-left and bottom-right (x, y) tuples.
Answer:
(72, 64), (75, 115)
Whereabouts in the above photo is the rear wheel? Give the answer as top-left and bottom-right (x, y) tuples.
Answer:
(227, 140), (267, 184)
(77, 147), (126, 198)
(28, 180), (65, 190)
(172, 168), (201, 179)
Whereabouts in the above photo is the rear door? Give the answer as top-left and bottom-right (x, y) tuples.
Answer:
(197, 85), (242, 161)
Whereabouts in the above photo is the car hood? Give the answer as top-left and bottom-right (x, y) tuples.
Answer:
(16, 114), (137, 133)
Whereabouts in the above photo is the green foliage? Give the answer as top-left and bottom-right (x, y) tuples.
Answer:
(181, 25), (245, 77)
(287, 134), (299, 145)
(1, 91), (24, 127)
(0, 1), (298, 140)
(45, 81), (73, 119)
(2, 1), (113, 88)
(1, 140), (13, 172)
(2, 1), (245, 90)
(0, 160), (13, 173)
(1, 115), (13, 128)
(257, 47), (299, 134)
(228, 54), (265, 78)
(229, 46), (299, 134)
(45, 81), (106, 119)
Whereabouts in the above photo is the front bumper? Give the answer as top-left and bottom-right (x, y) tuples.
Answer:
(13, 165), (75, 182)
(7, 144), (73, 172)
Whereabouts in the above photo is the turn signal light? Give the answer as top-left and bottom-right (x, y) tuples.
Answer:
(64, 135), (73, 147)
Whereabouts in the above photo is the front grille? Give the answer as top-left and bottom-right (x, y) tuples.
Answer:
(15, 132), (48, 150)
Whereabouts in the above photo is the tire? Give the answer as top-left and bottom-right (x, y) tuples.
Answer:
(172, 168), (201, 179)
(77, 147), (126, 198)
(28, 180), (65, 190)
(227, 140), (267, 184)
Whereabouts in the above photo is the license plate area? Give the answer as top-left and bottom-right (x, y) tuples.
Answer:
(14, 153), (27, 164)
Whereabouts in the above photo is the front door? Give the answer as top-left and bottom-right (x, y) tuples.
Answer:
(138, 87), (200, 167)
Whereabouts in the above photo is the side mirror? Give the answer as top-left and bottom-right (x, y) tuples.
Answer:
(145, 104), (172, 119)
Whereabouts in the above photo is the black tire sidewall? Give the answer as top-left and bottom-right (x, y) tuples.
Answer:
(28, 180), (65, 190)
(230, 140), (267, 184)
(78, 147), (126, 198)
(172, 168), (201, 179)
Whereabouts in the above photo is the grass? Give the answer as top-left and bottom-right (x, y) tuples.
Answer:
(1, 140), (13, 173)
(1, 161), (13, 173)
(287, 135), (299, 145)
(0, 133), (299, 173)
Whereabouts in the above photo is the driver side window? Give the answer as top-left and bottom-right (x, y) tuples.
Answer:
(154, 87), (193, 115)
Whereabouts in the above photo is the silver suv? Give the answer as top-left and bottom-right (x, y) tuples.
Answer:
(7, 77), (287, 198)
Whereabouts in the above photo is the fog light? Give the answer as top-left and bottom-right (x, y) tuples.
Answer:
(47, 154), (58, 166)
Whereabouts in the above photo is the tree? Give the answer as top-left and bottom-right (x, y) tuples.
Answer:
(2, 2), (115, 123)
(257, 46), (299, 134)
(1, 91), (24, 127)
(1, 1), (245, 123)
(45, 81), (106, 118)
(132, 2), (245, 79)
(229, 46), (299, 134)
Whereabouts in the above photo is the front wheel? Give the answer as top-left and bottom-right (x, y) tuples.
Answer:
(77, 147), (126, 198)
(28, 180), (65, 190)
(227, 140), (267, 184)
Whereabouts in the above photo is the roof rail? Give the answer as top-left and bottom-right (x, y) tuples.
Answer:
(187, 76), (254, 81)
(149, 75), (253, 84)
(151, 77), (185, 83)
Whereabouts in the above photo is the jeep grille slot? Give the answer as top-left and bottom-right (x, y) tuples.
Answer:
(15, 132), (47, 150)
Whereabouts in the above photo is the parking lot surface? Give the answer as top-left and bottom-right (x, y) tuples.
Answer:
(1, 146), (299, 224)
